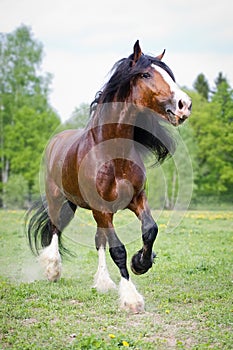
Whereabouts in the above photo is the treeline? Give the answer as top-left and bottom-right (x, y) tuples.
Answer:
(147, 73), (233, 209)
(0, 25), (60, 207)
(0, 25), (232, 209)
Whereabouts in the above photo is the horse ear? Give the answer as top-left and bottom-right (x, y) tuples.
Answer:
(132, 40), (142, 65)
(156, 49), (166, 61)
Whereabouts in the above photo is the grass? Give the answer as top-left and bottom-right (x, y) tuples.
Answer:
(0, 209), (232, 349)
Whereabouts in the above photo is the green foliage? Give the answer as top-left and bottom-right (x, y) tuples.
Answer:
(2, 174), (28, 208)
(193, 73), (210, 100)
(147, 79), (233, 208)
(189, 81), (233, 197)
(147, 118), (198, 210)
(64, 103), (90, 129)
(214, 72), (228, 89)
(0, 25), (60, 207)
(1, 25), (232, 209)
(0, 24), (50, 114)
(5, 106), (59, 188)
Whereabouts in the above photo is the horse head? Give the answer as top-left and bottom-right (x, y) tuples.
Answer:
(130, 40), (192, 126)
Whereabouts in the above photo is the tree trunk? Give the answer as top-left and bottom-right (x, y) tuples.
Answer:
(164, 183), (170, 209)
(171, 170), (177, 209)
(1, 158), (9, 208)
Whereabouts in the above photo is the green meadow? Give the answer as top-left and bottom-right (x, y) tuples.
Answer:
(0, 209), (232, 349)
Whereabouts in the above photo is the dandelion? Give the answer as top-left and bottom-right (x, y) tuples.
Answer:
(122, 340), (129, 347)
(109, 334), (116, 339)
(159, 223), (167, 229)
(165, 309), (170, 314)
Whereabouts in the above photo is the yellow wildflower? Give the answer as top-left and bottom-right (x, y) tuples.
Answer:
(159, 223), (167, 229)
(109, 334), (116, 339)
(122, 340), (129, 347)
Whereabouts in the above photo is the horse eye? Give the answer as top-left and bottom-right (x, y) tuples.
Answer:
(141, 72), (151, 79)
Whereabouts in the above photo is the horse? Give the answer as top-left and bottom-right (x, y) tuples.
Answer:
(26, 40), (192, 313)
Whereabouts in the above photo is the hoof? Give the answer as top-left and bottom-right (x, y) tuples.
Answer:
(121, 300), (145, 314)
(39, 245), (62, 282)
(39, 253), (62, 282)
(119, 278), (144, 313)
(131, 250), (156, 275)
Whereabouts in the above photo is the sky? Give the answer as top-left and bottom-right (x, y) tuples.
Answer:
(1, 0), (233, 121)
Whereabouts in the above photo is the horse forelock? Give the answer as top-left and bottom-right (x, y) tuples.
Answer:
(149, 57), (176, 83)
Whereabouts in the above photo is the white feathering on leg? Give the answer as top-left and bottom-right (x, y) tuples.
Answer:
(39, 234), (62, 282)
(119, 277), (144, 313)
(93, 246), (116, 292)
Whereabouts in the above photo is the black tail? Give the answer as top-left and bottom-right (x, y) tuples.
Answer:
(25, 196), (77, 256)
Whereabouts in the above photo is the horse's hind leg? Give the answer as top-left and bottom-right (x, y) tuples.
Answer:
(39, 227), (62, 282)
(93, 227), (116, 292)
(39, 180), (76, 281)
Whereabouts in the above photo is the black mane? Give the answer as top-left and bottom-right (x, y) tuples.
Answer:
(91, 52), (175, 108)
(134, 111), (177, 164)
(90, 50), (177, 164)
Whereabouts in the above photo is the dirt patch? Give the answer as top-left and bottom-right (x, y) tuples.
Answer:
(22, 318), (38, 325)
(116, 311), (199, 348)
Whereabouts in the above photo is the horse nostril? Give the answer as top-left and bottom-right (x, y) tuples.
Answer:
(178, 99), (183, 110)
(188, 101), (192, 111)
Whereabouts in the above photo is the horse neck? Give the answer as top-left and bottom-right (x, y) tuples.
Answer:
(88, 102), (137, 141)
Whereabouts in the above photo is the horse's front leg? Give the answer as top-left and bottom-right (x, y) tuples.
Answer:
(93, 227), (116, 292)
(92, 210), (144, 313)
(129, 191), (158, 275)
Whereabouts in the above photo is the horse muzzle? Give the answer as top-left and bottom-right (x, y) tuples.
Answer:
(166, 96), (192, 126)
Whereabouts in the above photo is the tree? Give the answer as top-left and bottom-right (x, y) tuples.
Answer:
(189, 80), (233, 199)
(146, 121), (197, 210)
(2, 174), (28, 208)
(4, 106), (59, 192)
(64, 103), (90, 129)
(0, 25), (60, 207)
(214, 72), (228, 88)
(193, 73), (210, 100)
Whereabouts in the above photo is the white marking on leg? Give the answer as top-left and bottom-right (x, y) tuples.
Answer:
(93, 246), (116, 292)
(119, 277), (144, 313)
(39, 234), (62, 282)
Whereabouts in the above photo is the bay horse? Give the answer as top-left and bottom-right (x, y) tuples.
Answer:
(26, 41), (192, 313)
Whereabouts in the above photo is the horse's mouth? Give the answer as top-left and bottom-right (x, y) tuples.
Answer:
(166, 109), (189, 126)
